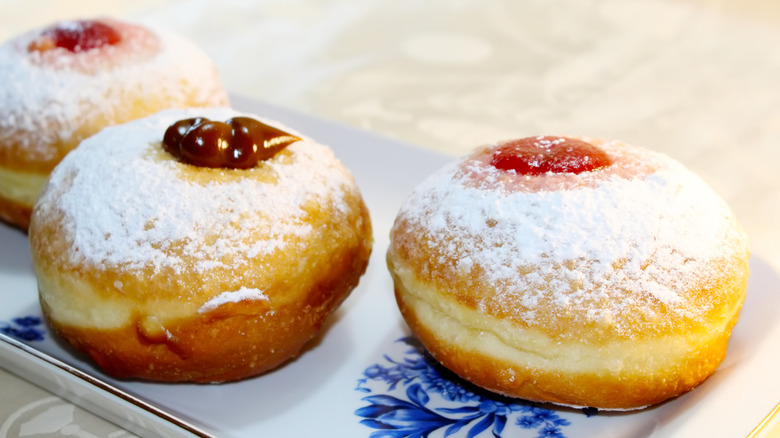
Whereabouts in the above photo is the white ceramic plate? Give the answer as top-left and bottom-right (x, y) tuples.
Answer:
(1, 96), (779, 438)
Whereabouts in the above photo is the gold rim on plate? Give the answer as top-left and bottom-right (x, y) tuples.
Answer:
(748, 402), (780, 438)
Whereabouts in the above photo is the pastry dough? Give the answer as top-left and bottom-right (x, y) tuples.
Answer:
(388, 136), (749, 410)
(29, 108), (373, 382)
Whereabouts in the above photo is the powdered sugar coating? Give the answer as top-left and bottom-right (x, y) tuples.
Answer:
(33, 107), (358, 277)
(392, 139), (749, 336)
(0, 18), (227, 166)
(198, 287), (270, 314)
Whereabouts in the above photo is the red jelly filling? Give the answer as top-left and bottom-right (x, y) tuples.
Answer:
(163, 117), (301, 169)
(490, 136), (612, 175)
(28, 20), (121, 53)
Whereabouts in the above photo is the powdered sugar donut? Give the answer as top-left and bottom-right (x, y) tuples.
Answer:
(0, 18), (228, 230)
(387, 136), (749, 410)
(29, 107), (372, 382)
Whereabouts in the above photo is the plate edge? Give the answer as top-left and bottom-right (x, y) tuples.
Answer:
(0, 332), (215, 438)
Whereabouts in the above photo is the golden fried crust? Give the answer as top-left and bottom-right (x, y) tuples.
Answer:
(0, 193), (31, 231)
(33, 196), (371, 382)
(390, 214), (749, 343)
(387, 234), (749, 410)
(388, 248), (746, 410)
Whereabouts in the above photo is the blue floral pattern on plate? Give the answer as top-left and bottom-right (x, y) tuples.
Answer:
(356, 337), (579, 438)
(0, 315), (46, 342)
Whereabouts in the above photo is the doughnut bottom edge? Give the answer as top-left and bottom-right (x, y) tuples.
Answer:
(388, 256), (748, 411)
(36, 232), (372, 383)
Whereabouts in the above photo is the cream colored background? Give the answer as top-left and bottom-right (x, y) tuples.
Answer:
(1, 0), (779, 436)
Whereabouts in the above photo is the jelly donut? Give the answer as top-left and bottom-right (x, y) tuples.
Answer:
(28, 108), (372, 382)
(387, 136), (749, 410)
(0, 18), (228, 230)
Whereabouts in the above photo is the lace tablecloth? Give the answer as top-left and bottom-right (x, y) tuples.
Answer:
(1, 0), (779, 436)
